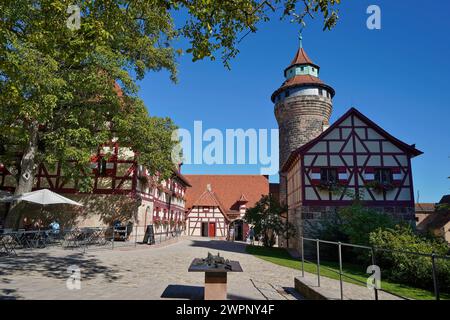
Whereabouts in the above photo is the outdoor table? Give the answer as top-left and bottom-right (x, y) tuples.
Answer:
(188, 258), (243, 300)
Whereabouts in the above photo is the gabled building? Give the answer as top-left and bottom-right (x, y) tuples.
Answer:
(272, 44), (422, 250)
(0, 142), (191, 237)
(184, 175), (269, 240)
(416, 196), (450, 244)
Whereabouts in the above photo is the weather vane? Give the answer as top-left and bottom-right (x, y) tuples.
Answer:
(290, 11), (306, 49)
(299, 30), (303, 49)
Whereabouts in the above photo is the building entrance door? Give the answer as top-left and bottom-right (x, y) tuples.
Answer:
(201, 222), (208, 237)
(234, 220), (244, 241)
(208, 222), (216, 237)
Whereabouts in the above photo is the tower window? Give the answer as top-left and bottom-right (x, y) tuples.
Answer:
(301, 67), (304, 71)
(319, 89), (324, 96)
(285, 90), (290, 97)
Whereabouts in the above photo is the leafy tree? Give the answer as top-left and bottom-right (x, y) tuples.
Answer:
(0, 0), (341, 226)
(245, 194), (295, 247)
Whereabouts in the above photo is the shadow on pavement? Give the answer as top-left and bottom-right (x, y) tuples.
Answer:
(0, 251), (121, 283)
(0, 288), (22, 300)
(161, 284), (204, 300)
(188, 239), (248, 255)
(161, 284), (258, 301)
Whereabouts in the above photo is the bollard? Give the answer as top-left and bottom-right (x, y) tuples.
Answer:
(83, 230), (87, 254)
(431, 253), (440, 300)
(316, 239), (320, 287)
(338, 242), (343, 300)
(301, 237), (305, 278)
(112, 227), (115, 250)
(371, 248), (379, 301)
(134, 225), (138, 247)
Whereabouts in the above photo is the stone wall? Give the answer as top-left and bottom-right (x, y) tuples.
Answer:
(275, 95), (332, 169)
(275, 94), (332, 208)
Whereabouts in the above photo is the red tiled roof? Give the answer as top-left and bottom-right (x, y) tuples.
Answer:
(114, 82), (123, 97)
(238, 193), (249, 202)
(185, 175), (269, 213)
(192, 189), (227, 214)
(290, 48), (316, 66)
(173, 170), (191, 187)
(271, 75), (334, 102)
(415, 203), (436, 213)
(283, 75), (324, 86)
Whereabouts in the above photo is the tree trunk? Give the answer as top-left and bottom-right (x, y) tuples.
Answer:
(7, 122), (39, 229)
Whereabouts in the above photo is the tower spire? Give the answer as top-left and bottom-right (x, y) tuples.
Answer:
(299, 31), (303, 49)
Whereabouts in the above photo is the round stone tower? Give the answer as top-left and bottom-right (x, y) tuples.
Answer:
(272, 42), (335, 203)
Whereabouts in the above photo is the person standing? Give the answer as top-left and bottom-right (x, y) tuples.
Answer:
(229, 227), (235, 242)
(249, 227), (255, 246)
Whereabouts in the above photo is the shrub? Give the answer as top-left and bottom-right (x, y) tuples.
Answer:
(245, 195), (296, 247)
(370, 226), (450, 292)
(309, 200), (397, 262)
(311, 200), (397, 245)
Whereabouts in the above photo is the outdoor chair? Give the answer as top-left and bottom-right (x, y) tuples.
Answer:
(0, 234), (17, 256)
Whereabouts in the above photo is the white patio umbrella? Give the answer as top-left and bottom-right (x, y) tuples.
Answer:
(0, 190), (14, 203)
(14, 189), (83, 206)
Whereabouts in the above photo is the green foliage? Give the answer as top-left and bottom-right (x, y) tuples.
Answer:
(370, 226), (450, 292)
(246, 245), (450, 300)
(311, 199), (397, 246)
(310, 198), (450, 293)
(244, 195), (295, 247)
(338, 201), (397, 246)
(0, 0), (342, 204)
(1, 0), (182, 196)
(172, 0), (341, 68)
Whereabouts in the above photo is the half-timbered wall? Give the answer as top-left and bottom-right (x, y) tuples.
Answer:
(187, 206), (227, 238)
(283, 111), (419, 251)
(299, 113), (414, 207)
(0, 143), (189, 232)
(287, 159), (302, 208)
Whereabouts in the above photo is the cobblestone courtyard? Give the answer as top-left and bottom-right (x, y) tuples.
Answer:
(0, 237), (302, 300)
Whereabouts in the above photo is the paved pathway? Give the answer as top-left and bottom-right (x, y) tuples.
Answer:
(0, 237), (303, 300)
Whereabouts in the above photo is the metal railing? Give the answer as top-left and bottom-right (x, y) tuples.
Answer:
(0, 225), (185, 256)
(299, 236), (450, 300)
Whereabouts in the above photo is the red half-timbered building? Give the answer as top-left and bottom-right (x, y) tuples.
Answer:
(281, 107), (423, 249)
(184, 175), (269, 240)
(0, 142), (191, 236)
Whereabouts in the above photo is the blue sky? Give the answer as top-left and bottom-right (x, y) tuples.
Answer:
(137, 0), (450, 203)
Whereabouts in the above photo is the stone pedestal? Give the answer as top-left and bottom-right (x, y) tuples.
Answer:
(188, 258), (243, 301)
(204, 272), (227, 300)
